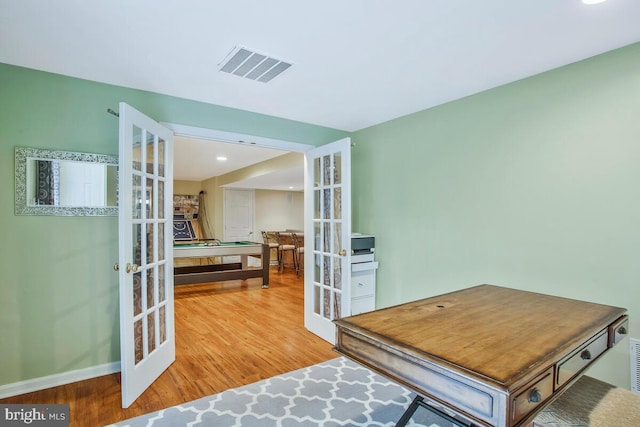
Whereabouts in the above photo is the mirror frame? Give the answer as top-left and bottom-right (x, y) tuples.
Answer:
(15, 146), (119, 216)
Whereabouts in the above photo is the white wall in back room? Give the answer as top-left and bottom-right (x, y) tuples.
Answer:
(255, 190), (304, 234)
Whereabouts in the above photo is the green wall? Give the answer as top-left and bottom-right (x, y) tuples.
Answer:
(352, 42), (640, 388)
(0, 63), (348, 386)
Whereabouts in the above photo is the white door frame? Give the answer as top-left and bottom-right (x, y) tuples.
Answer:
(163, 122), (316, 245)
(162, 124), (314, 153)
(162, 123), (350, 345)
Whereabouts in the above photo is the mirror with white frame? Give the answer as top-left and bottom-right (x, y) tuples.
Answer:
(15, 146), (118, 216)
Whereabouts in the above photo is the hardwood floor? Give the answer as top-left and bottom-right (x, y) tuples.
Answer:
(0, 268), (337, 426)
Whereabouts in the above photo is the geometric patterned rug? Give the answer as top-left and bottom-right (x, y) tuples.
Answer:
(106, 357), (454, 427)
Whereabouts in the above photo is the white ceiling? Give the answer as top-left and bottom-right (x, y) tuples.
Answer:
(173, 135), (304, 191)
(2, 0), (639, 187)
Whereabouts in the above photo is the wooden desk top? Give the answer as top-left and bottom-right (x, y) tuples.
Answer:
(334, 284), (628, 427)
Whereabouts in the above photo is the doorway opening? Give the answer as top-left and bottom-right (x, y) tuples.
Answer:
(165, 123), (312, 245)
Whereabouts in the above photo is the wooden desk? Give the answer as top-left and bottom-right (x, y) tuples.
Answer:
(334, 284), (628, 427)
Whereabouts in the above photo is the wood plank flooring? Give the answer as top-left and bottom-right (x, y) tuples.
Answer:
(0, 268), (337, 426)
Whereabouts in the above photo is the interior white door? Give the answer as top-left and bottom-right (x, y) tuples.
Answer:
(224, 188), (255, 241)
(118, 102), (175, 408)
(58, 162), (106, 206)
(304, 137), (351, 343)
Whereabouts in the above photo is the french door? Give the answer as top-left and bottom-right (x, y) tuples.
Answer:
(304, 138), (352, 343)
(118, 103), (175, 407)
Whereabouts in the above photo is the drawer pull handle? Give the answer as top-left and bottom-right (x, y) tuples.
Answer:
(528, 388), (542, 403)
(580, 349), (592, 360)
(618, 326), (628, 335)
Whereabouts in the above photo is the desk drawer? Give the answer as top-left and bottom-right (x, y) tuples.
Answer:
(556, 330), (608, 387)
(608, 315), (629, 347)
(351, 270), (375, 298)
(512, 367), (554, 424)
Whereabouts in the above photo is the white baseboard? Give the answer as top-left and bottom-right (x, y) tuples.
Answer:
(0, 361), (121, 399)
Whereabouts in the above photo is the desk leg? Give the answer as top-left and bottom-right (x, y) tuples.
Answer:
(395, 395), (474, 427)
(395, 395), (422, 427)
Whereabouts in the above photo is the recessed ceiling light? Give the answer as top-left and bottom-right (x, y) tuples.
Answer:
(216, 156), (227, 161)
(582, 0), (608, 4)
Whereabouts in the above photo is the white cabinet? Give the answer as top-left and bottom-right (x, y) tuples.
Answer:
(351, 261), (378, 315)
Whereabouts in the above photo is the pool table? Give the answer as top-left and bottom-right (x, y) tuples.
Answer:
(173, 240), (270, 288)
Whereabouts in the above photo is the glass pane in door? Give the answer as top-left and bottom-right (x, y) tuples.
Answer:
(323, 155), (331, 185)
(132, 175), (142, 220)
(146, 133), (155, 174)
(147, 312), (156, 353)
(158, 264), (166, 302)
(158, 138), (166, 178)
(158, 224), (165, 260)
(134, 319), (143, 365)
(146, 268), (155, 308)
(132, 126), (142, 172)
(133, 273), (142, 317)
(145, 223), (152, 264)
(159, 306), (166, 344)
(333, 153), (342, 184)
(158, 180), (165, 220)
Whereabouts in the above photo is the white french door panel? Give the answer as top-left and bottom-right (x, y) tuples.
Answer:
(118, 102), (175, 408)
(303, 137), (352, 344)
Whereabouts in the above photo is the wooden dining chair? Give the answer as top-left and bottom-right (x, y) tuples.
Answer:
(275, 232), (296, 273)
(261, 231), (280, 266)
(292, 233), (304, 277)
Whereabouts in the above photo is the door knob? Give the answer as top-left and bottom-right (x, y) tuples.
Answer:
(339, 249), (347, 256)
(113, 263), (119, 271)
(125, 263), (139, 273)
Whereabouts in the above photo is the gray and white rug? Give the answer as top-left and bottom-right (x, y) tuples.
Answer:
(108, 357), (454, 427)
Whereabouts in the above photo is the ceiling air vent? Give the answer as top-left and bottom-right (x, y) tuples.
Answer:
(219, 46), (292, 83)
